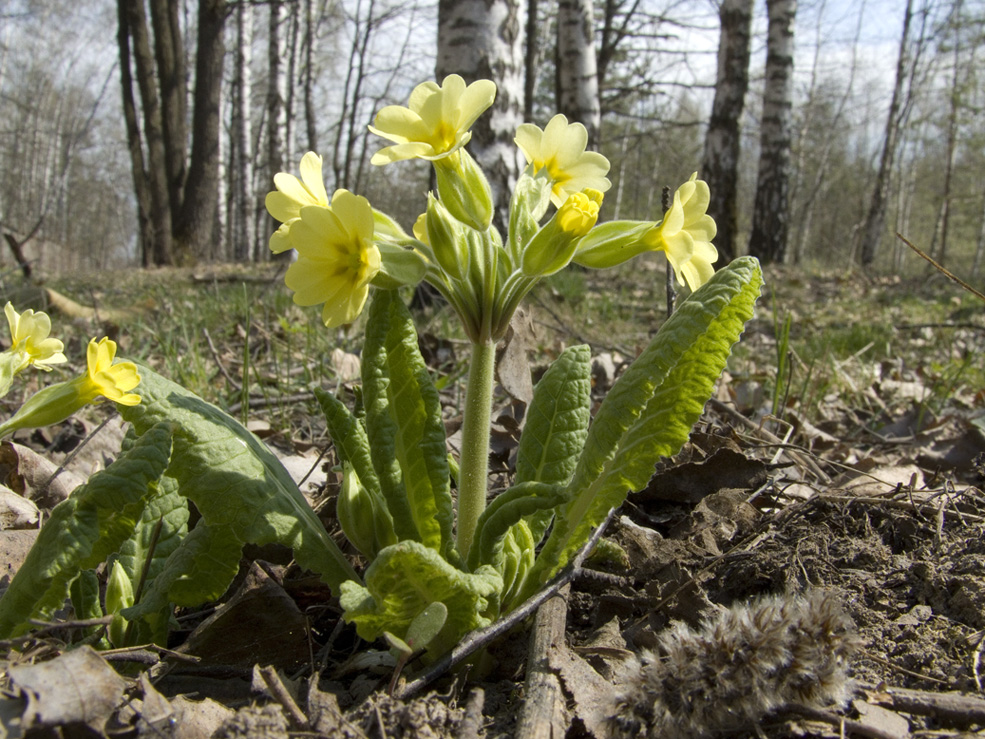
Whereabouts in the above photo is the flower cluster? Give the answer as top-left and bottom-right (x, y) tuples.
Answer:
(265, 75), (720, 341)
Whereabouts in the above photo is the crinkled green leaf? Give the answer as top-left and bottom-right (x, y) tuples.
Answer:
(116, 472), (188, 589)
(384, 296), (454, 557)
(468, 482), (565, 573)
(315, 388), (396, 557)
(119, 367), (359, 619)
(522, 258), (763, 598)
(515, 344), (591, 487)
(514, 344), (591, 545)
(0, 424), (173, 638)
(362, 291), (418, 542)
(340, 541), (502, 653)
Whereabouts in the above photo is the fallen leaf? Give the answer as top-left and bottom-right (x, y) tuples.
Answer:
(0, 488), (38, 529)
(177, 562), (310, 672)
(8, 646), (126, 732)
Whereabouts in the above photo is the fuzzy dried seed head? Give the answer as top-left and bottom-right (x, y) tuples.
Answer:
(606, 590), (860, 739)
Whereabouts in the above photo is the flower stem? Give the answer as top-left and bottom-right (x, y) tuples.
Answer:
(456, 339), (496, 559)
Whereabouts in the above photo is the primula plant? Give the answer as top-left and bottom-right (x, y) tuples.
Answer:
(0, 75), (762, 665)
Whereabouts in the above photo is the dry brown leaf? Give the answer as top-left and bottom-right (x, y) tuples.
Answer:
(8, 646), (126, 732)
(0, 488), (38, 529)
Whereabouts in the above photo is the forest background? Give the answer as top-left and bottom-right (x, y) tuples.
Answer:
(0, 0), (982, 281)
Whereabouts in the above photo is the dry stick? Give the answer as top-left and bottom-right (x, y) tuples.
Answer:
(202, 327), (242, 391)
(455, 687), (486, 739)
(896, 232), (985, 303)
(973, 630), (985, 693)
(777, 704), (904, 739)
(514, 586), (570, 739)
(860, 683), (985, 726)
(394, 508), (617, 701)
(259, 665), (310, 730)
(708, 397), (832, 483)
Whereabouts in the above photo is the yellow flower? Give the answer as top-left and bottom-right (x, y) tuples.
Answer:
(84, 337), (141, 406)
(369, 75), (497, 164)
(514, 115), (611, 207)
(557, 189), (603, 237)
(265, 152), (330, 253)
(0, 337), (140, 438)
(521, 189), (604, 277)
(645, 173), (718, 290)
(286, 190), (381, 327)
(4, 302), (66, 371)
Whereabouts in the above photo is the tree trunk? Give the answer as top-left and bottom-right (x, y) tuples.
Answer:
(228, 0), (254, 262)
(748, 0), (796, 265)
(173, 0), (226, 263)
(556, 0), (600, 148)
(148, 0), (187, 224)
(117, 0), (153, 267)
(858, 0), (915, 266)
(931, 0), (962, 267)
(266, 0), (290, 258)
(437, 0), (524, 230)
(701, 0), (753, 264)
(120, 0), (173, 266)
(523, 0), (538, 122)
(302, 0), (318, 151)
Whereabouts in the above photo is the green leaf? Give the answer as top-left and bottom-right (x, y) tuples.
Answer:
(522, 258), (763, 598)
(119, 366), (359, 618)
(362, 291), (418, 542)
(468, 481), (565, 573)
(315, 388), (396, 557)
(340, 541), (502, 653)
(0, 424), (173, 638)
(383, 296), (454, 557)
(514, 344), (592, 544)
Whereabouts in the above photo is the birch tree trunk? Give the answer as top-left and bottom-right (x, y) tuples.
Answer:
(858, 0), (915, 266)
(748, 0), (796, 265)
(437, 0), (524, 228)
(556, 0), (600, 148)
(228, 0), (254, 262)
(701, 0), (753, 263)
(267, 0), (290, 258)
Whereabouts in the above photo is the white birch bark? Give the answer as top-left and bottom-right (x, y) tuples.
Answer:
(701, 0), (753, 263)
(748, 0), (796, 265)
(437, 0), (524, 227)
(556, 0), (600, 148)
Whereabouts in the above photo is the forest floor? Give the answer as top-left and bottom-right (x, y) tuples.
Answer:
(0, 259), (983, 738)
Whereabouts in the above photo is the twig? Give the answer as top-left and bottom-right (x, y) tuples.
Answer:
(973, 630), (985, 693)
(860, 683), (985, 726)
(896, 232), (985, 303)
(708, 398), (831, 483)
(260, 665), (310, 730)
(455, 687), (486, 739)
(777, 703), (903, 739)
(226, 391), (317, 415)
(202, 328), (242, 391)
(515, 587), (570, 739)
(395, 508), (617, 700)
(859, 649), (949, 686)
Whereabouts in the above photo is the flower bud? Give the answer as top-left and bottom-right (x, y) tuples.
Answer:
(508, 172), (554, 258)
(336, 464), (396, 559)
(106, 560), (135, 647)
(521, 189), (603, 277)
(425, 193), (469, 279)
(434, 150), (494, 231)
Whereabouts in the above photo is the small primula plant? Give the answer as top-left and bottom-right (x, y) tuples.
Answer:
(0, 75), (762, 662)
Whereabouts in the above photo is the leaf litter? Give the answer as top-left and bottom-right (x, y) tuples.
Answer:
(0, 264), (983, 737)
